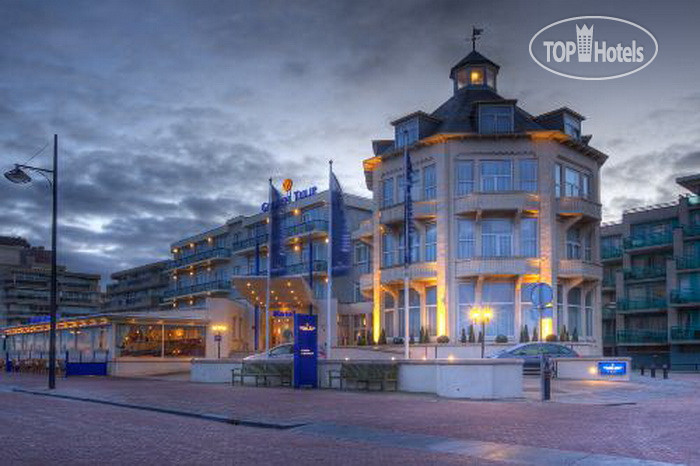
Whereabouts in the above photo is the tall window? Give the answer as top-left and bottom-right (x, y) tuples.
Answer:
(455, 160), (474, 196)
(458, 282), (476, 336)
(397, 228), (420, 264)
(483, 281), (515, 337)
(398, 289), (421, 339)
(566, 228), (581, 260)
(521, 218), (538, 257)
(521, 283), (539, 335)
(563, 166), (591, 198)
(382, 232), (395, 267)
(458, 219), (475, 258)
(423, 164), (437, 199)
(481, 160), (512, 192)
(382, 178), (394, 207)
(395, 119), (419, 148)
(585, 291), (593, 337)
(425, 223), (437, 261)
(567, 288), (581, 335)
(554, 163), (562, 198)
(426, 286), (437, 336)
(384, 293), (395, 338)
(354, 243), (370, 273)
(398, 170), (420, 203)
(479, 105), (513, 134)
(519, 159), (538, 191)
(482, 219), (513, 257)
(583, 231), (592, 261)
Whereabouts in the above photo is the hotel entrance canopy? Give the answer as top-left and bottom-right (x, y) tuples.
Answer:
(232, 275), (316, 310)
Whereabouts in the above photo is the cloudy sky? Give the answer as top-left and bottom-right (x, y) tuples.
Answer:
(2, 0), (699, 284)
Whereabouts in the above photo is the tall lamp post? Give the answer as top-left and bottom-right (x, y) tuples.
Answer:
(469, 306), (493, 358)
(4, 134), (59, 389)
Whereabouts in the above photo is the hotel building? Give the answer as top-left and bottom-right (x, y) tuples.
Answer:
(359, 49), (607, 353)
(602, 174), (700, 369)
(104, 260), (170, 313)
(0, 236), (101, 327)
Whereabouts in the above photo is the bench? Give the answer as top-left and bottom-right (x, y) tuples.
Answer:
(231, 361), (292, 387)
(328, 362), (398, 391)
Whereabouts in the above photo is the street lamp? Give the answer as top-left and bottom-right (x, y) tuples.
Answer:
(4, 134), (58, 389)
(469, 306), (493, 358)
(212, 324), (227, 359)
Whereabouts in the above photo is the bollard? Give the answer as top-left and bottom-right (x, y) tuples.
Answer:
(650, 365), (656, 378)
(640, 365), (645, 376)
(541, 356), (552, 401)
(662, 364), (668, 379)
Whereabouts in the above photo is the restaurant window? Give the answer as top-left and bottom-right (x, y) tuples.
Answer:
(455, 160), (475, 196)
(483, 281), (515, 337)
(521, 283), (538, 335)
(585, 291), (594, 337)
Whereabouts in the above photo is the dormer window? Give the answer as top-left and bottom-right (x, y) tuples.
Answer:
(395, 118), (419, 148)
(563, 114), (581, 140)
(479, 105), (514, 134)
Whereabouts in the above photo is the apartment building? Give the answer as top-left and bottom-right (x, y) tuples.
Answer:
(104, 260), (170, 313)
(358, 49), (607, 353)
(602, 174), (700, 369)
(0, 236), (101, 326)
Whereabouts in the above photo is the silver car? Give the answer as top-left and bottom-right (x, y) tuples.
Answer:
(244, 343), (295, 360)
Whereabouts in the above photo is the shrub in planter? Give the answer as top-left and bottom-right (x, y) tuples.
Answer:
(523, 324), (530, 342)
(559, 325), (569, 342)
(436, 335), (449, 344)
(477, 331), (484, 343)
(545, 334), (558, 342)
(357, 334), (366, 346)
(495, 334), (508, 343)
(532, 326), (539, 342)
(378, 329), (387, 345)
(571, 327), (579, 342)
(460, 328), (467, 344)
(468, 324), (476, 343)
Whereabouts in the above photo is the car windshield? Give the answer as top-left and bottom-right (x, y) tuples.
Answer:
(269, 345), (292, 356)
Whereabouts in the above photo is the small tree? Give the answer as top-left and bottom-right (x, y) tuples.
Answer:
(519, 326), (526, 343)
(478, 330), (484, 343)
(468, 324), (476, 343)
(560, 325), (569, 342)
(460, 328), (467, 344)
(421, 326), (428, 343)
(571, 327), (579, 342)
(378, 328), (387, 345)
(532, 325), (539, 342)
(523, 324), (530, 343)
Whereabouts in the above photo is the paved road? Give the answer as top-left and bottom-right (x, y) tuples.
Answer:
(1, 373), (698, 465)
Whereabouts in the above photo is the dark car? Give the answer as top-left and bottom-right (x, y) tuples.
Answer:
(490, 342), (579, 369)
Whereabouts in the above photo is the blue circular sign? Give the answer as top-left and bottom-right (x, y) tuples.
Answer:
(531, 283), (554, 306)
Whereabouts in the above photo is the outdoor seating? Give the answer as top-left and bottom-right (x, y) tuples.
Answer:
(328, 362), (398, 391)
(231, 361), (292, 387)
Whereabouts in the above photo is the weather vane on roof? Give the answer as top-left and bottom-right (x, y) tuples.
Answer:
(470, 26), (483, 51)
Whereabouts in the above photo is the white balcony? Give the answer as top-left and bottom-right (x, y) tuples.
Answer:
(380, 262), (437, 284)
(455, 257), (540, 277)
(380, 200), (437, 224)
(359, 273), (373, 291)
(556, 197), (602, 220)
(558, 260), (603, 280)
(351, 220), (374, 240)
(454, 192), (539, 214)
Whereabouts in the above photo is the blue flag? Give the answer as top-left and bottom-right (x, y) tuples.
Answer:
(403, 144), (413, 265)
(269, 181), (286, 277)
(330, 169), (351, 276)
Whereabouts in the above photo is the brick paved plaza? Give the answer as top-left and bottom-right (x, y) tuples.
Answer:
(1, 372), (699, 465)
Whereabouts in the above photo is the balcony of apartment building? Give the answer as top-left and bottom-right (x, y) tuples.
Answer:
(285, 219), (329, 240)
(380, 200), (437, 224)
(622, 231), (674, 253)
(602, 274), (616, 290)
(230, 234), (269, 254)
(3, 289), (100, 306)
(616, 329), (668, 345)
(351, 219), (373, 241)
(670, 289), (700, 307)
(683, 222), (700, 239)
(616, 297), (667, 314)
(556, 196), (602, 220)
(558, 259), (602, 280)
(161, 280), (230, 300)
(670, 326), (700, 343)
(676, 255), (700, 272)
(105, 295), (160, 312)
(106, 276), (168, 294)
(454, 192), (538, 216)
(168, 248), (231, 270)
(284, 260), (328, 276)
(359, 273), (373, 292)
(380, 261), (437, 285)
(601, 245), (623, 262)
(455, 256), (540, 277)
(623, 266), (666, 282)
(603, 331), (617, 346)
(602, 305), (616, 320)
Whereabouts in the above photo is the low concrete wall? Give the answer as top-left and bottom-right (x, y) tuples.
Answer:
(109, 357), (192, 377)
(191, 358), (242, 383)
(554, 357), (631, 381)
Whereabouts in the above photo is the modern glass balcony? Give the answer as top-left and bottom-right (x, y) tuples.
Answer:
(601, 246), (622, 260)
(285, 260), (328, 275)
(670, 326), (700, 342)
(602, 276), (616, 288)
(677, 255), (700, 270)
(603, 333), (616, 345)
(616, 329), (668, 344)
(162, 280), (230, 298)
(670, 289), (700, 305)
(602, 307), (616, 320)
(623, 232), (673, 250)
(616, 297), (666, 311)
(623, 266), (666, 280)
(231, 235), (268, 252)
(285, 220), (329, 238)
(169, 248), (231, 269)
(683, 223), (700, 237)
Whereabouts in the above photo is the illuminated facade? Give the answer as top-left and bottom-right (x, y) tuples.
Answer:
(359, 50), (607, 352)
(601, 174), (700, 368)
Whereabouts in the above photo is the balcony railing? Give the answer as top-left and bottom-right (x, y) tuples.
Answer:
(670, 326), (700, 342)
(623, 266), (666, 280)
(285, 220), (328, 238)
(231, 235), (268, 252)
(163, 280), (230, 298)
(603, 333), (616, 345)
(285, 260), (328, 275)
(683, 223), (700, 237)
(169, 248), (231, 269)
(623, 232), (673, 250)
(677, 255), (700, 270)
(616, 329), (668, 344)
(601, 246), (622, 260)
(602, 277), (616, 288)
(616, 298), (666, 311)
(602, 307), (616, 319)
(670, 289), (700, 305)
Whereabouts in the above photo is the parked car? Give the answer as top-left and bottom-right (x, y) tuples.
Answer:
(243, 343), (326, 360)
(490, 342), (579, 369)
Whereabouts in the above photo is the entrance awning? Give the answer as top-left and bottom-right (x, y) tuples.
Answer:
(231, 275), (316, 310)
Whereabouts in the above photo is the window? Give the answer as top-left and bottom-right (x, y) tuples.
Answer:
(455, 160), (474, 196)
(564, 114), (581, 139)
(483, 281), (515, 337)
(556, 285), (563, 331)
(554, 163), (562, 198)
(567, 288), (581, 336)
(384, 311), (395, 338)
(382, 178), (394, 207)
(470, 68), (484, 86)
(521, 218), (538, 257)
(398, 288), (421, 339)
(426, 286), (437, 336)
(398, 170), (420, 203)
(458, 282), (476, 336)
(479, 105), (513, 134)
(519, 159), (538, 191)
(482, 219), (513, 257)
(398, 228), (419, 264)
(395, 119), (419, 148)
(520, 283), (539, 336)
(585, 291), (593, 337)
(481, 160), (512, 191)
(583, 231), (592, 261)
(566, 228), (581, 260)
(354, 243), (370, 273)
(458, 219), (475, 258)
(563, 166), (592, 198)
(425, 223), (437, 261)
(382, 232), (395, 267)
(423, 164), (436, 199)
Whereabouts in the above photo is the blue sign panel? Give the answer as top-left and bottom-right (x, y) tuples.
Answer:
(598, 361), (627, 376)
(293, 314), (318, 388)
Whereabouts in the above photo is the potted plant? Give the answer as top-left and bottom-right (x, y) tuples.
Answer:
(495, 334), (508, 343)
(436, 335), (449, 344)
(468, 324), (476, 343)
(460, 328), (467, 344)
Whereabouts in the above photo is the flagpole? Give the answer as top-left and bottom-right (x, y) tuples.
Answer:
(403, 132), (411, 360)
(266, 178), (272, 353)
(326, 160), (333, 360)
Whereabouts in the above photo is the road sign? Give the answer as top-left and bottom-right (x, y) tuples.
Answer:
(530, 283), (554, 307)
